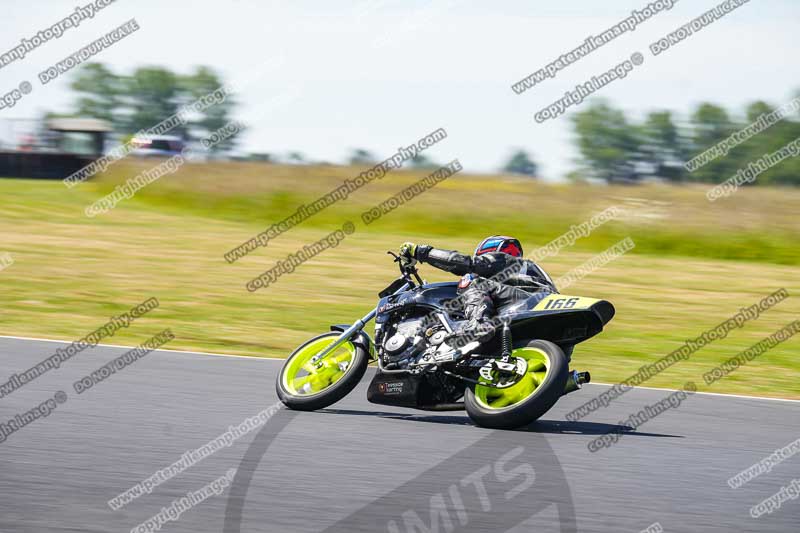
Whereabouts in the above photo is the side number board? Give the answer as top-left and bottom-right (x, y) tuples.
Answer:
(534, 294), (600, 311)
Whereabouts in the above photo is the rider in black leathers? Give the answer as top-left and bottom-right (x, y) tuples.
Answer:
(399, 236), (555, 343)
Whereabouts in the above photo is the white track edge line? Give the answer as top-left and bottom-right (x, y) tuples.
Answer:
(584, 382), (800, 403)
(1, 333), (798, 403)
(0, 334), (284, 361)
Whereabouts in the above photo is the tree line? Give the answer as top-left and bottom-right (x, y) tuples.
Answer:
(55, 63), (239, 152)
(568, 97), (800, 186)
(60, 63), (800, 185)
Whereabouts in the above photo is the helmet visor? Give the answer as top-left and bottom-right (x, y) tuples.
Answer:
(475, 236), (522, 257)
(475, 238), (504, 256)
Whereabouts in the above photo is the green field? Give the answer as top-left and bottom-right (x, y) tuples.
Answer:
(1, 160), (799, 398)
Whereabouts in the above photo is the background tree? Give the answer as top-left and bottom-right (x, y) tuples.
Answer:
(180, 66), (238, 152)
(409, 153), (439, 169)
(69, 63), (124, 127)
(287, 151), (306, 164)
(247, 152), (272, 162)
(738, 100), (800, 186)
(571, 101), (641, 183)
(570, 96), (800, 186)
(121, 66), (183, 135)
(686, 102), (737, 183)
(745, 100), (773, 123)
(348, 148), (376, 166)
(690, 103), (735, 148)
(66, 63), (241, 152)
(639, 110), (687, 181)
(502, 149), (538, 177)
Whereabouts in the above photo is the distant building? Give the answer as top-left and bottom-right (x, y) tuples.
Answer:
(0, 117), (111, 179)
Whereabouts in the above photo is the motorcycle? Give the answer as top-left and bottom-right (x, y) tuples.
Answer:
(276, 251), (615, 429)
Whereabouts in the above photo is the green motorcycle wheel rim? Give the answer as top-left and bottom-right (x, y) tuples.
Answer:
(282, 336), (356, 397)
(474, 347), (551, 410)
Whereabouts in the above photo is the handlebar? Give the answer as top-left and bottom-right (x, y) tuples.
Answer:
(387, 250), (424, 286)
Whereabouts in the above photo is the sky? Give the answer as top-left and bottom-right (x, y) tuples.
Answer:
(0, 0), (798, 180)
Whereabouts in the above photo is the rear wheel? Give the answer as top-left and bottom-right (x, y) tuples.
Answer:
(276, 332), (369, 411)
(464, 339), (568, 429)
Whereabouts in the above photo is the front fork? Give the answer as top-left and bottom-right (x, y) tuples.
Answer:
(310, 310), (376, 365)
(309, 282), (411, 364)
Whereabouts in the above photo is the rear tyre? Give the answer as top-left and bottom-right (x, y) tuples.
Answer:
(464, 339), (568, 429)
(276, 332), (369, 411)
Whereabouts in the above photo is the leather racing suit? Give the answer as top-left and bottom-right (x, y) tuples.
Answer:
(414, 245), (555, 342)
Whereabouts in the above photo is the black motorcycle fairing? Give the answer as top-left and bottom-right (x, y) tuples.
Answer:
(375, 282), (462, 323)
(376, 282), (614, 354)
(408, 281), (462, 308)
(367, 371), (421, 407)
(378, 277), (408, 298)
(503, 300), (616, 346)
(367, 368), (466, 409)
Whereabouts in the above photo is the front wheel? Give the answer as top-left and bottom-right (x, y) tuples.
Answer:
(464, 339), (568, 429)
(276, 332), (369, 411)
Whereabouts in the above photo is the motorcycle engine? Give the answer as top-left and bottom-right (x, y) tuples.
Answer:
(380, 317), (428, 367)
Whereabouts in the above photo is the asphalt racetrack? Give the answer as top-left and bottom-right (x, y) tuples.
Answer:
(1, 337), (798, 532)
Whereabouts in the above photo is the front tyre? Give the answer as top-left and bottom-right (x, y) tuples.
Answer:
(276, 332), (369, 411)
(464, 339), (568, 429)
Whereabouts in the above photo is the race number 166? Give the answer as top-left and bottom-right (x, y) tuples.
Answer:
(543, 297), (579, 310)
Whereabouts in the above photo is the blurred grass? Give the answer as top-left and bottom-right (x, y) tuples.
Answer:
(90, 160), (800, 265)
(0, 159), (799, 399)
